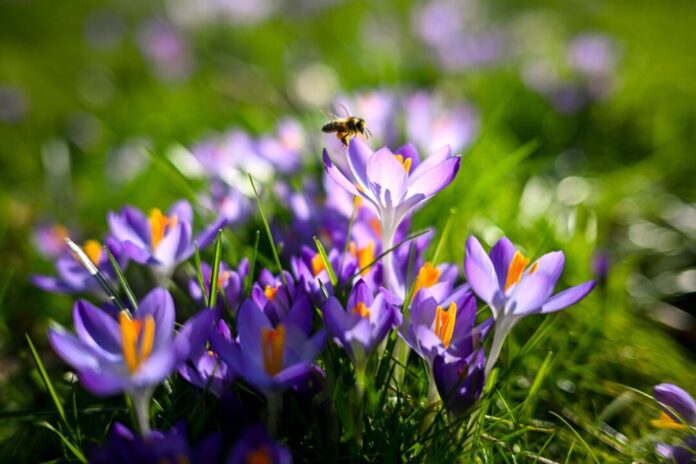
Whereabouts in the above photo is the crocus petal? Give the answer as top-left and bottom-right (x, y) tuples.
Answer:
(168, 200), (193, 225)
(284, 294), (313, 335)
(323, 297), (350, 347)
(32, 275), (82, 294)
(173, 309), (215, 362)
(132, 348), (177, 387)
(464, 236), (501, 310)
(347, 138), (373, 192)
(410, 144), (452, 179)
(323, 149), (362, 197)
(274, 363), (314, 389)
(107, 209), (148, 249)
(122, 240), (153, 264)
(541, 280), (595, 314)
(48, 326), (104, 372)
(78, 369), (130, 396)
(654, 383), (696, 423)
(153, 222), (184, 265)
(347, 279), (374, 310)
(73, 300), (121, 356)
(367, 147), (409, 207)
(489, 237), (516, 290)
(138, 288), (176, 350)
(237, 299), (273, 364)
(406, 156), (460, 200)
(532, 251), (565, 287)
(507, 273), (554, 316)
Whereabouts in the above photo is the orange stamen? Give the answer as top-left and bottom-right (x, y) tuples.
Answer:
(354, 195), (363, 209)
(261, 324), (285, 376)
(394, 155), (412, 174)
(148, 208), (178, 251)
(504, 251), (532, 292)
(352, 302), (370, 318)
(357, 241), (375, 276)
(311, 253), (326, 277)
(434, 302), (457, 349)
(119, 312), (155, 374)
(83, 239), (103, 265)
(650, 411), (687, 430)
(245, 447), (272, 464)
(264, 285), (279, 302)
(413, 262), (440, 296)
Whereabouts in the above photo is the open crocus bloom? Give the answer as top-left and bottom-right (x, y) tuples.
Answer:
(48, 288), (214, 432)
(323, 138), (460, 290)
(464, 236), (595, 376)
(323, 280), (400, 366)
(211, 299), (325, 392)
(290, 245), (357, 304)
(108, 200), (223, 277)
(652, 383), (696, 429)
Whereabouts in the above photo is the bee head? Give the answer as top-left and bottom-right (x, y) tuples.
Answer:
(355, 118), (366, 131)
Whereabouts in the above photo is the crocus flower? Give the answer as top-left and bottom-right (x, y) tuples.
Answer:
(323, 280), (400, 367)
(89, 421), (222, 464)
(400, 286), (490, 365)
(432, 349), (485, 418)
(200, 180), (252, 228)
(227, 425), (292, 464)
(31, 222), (70, 259)
(323, 138), (460, 290)
(178, 319), (236, 398)
(464, 236), (595, 375)
(48, 288), (214, 433)
(290, 245), (357, 304)
(188, 259), (249, 315)
(257, 118), (306, 174)
(652, 384), (696, 463)
(108, 200), (222, 280)
(250, 270), (314, 334)
(211, 298), (325, 392)
(137, 18), (193, 82)
(32, 237), (127, 297)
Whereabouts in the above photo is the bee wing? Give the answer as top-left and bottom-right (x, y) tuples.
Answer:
(363, 126), (372, 139)
(334, 101), (352, 118)
(321, 108), (340, 120)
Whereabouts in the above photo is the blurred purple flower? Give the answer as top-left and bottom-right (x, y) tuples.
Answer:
(323, 280), (400, 366)
(0, 85), (28, 124)
(188, 259), (249, 315)
(179, 319), (236, 398)
(652, 384), (696, 463)
(227, 424), (292, 464)
(200, 180), (252, 228)
(290, 245), (356, 304)
(31, 222), (70, 259)
(257, 119), (306, 174)
(137, 18), (193, 82)
(464, 236), (595, 375)
(48, 288), (214, 432)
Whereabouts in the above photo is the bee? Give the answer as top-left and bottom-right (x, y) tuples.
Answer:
(322, 104), (372, 147)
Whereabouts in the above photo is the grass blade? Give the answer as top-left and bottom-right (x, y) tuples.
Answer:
(193, 242), (209, 307)
(313, 236), (338, 287)
(26, 334), (70, 434)
(38, 421), (87, 463)
(104, 246), (138, 312)
(208, 229), (224, 309)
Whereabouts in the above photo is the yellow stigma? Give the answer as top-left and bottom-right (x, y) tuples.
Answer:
(650, 411), (687, 430)
(413, 262), (440, 296)
(264, 285), (279, 302)
(434, 302), (457, 349)
(354, 195), (363, 209)
(394, 154), (412, 174)
(261, 324), (285, 376)
(148, 208), (178, 251)
(352, 302), (370, 319)
(349, 241), (375, 276)
(311, 253), (326, 277)
(119, 312), (155, 374)
(83, 239), (103, 265)
(217, 270), (230, 289)
(504, 251), (538, 292)
(245, 447), (272, 464)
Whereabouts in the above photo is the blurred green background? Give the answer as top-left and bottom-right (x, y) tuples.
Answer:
(1, 0), (695, 461)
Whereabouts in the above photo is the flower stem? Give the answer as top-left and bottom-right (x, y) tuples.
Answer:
(266, 391), (283, 437)
(130, 388), (154, 436)
(485, 320), (513, 378)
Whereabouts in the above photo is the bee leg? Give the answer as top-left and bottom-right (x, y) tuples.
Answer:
(340, 133), (352, 147)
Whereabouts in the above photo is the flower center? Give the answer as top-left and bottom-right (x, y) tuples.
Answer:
(264, 285), (279, 302)
(650, 411), (687, 430)
(148, 208), (178, 251)
(413, 262), (440, 296)
(119, 312), (155, 374)
(434, 302), (457, 349)
(394, 154), (412, 174)
(82, 239), (103, 265)
(504, 251), (538, 292)
(352, 301), (370, 319)
(311, 253), (326, 277)
(217, 270), (230, 288)
(349, 241), (375, 276)
(261, 324), (285, 376)
(245, 447), (272, 464)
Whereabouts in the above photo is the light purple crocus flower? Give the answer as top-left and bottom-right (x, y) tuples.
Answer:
(137, 18), (193, 82)
(323, 138), (460, 291)
(178, 320), (235, 398)
(210, 298), (325, 392)
(652, 384), (696, 463)
(464, 236), (595, 376)
(32, 237), (127, 297)
(108, 200), (223, 280)
(290, 245), (357, 305)
(48, 288), (215, 433)
(324, 280), (400, 367)
(257, 118), (306, 174)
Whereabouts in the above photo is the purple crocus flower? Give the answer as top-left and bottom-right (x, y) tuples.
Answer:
(400, 287), (491, 365)
(464, 236), (595, 375)
(250, 270), (315, 334)
(31, 222), (70, 259)
(32, 237), (127, 297)
(200, 180), (252, 228)
(323, 280), (400, 367)
(89, 421), (222, 464)
(108, 200), (222, 279)
(178, 319), (236, 398)
(257, 118), (306, 174)
(188, 259), (249, 315)
(432, 349), (485, 418)
(211, 298), (325, 392)
(652, 384), (696, 463)
(323, 138), (460, 290)
(227, 425), (292, 464)
(137, 18), (193, 82)
(290, 245), (357, 304)
(48, 288), (214, 433)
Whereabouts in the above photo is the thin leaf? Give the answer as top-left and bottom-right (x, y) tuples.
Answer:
(313, 236), (338, 287)
(193, 242), (209, 307)
(37, 421), (87, 463)
(208, 229), (224, 309)
(104, 246), (138, 312)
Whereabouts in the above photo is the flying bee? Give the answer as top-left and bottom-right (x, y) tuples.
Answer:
(321, 103), (372, 147)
